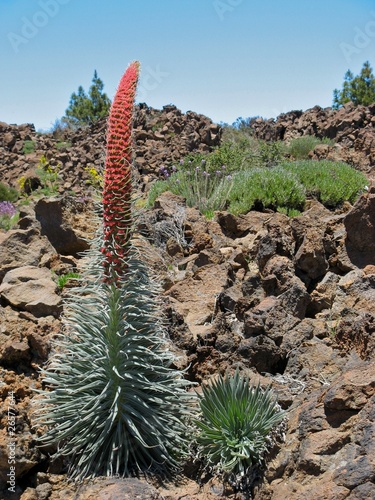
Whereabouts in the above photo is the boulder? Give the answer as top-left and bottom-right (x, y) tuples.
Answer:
(257, 213), (294, 270)
(294, 227), (329, 280)
(344, 187), (375, 267)
(165, 263), (231, 339)
(0, 228), (56, 282)
(35, 196), (92, 255)
(0, 266), (62, 317)
(335, 311), (375, 360)
(324, 362), (375, 411)
(334, 270), (375, 320)
(308, 271), (340, 316)
(258, 359), (375, 499)
(261, 255), (297, 295)
(68, 477), (162, 500)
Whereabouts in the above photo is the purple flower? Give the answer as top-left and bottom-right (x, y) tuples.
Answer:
(201, 159), (206, 165)
(221, 165), (226, 170)
(172, 165), (177, 172)
(159, 165), (170, 178)
(216, 170), (222, 176)
(195, 166), (200, 172)
(203, 171), (210, 177)
(179, 159), (184, 165)
(226, 175), (232, 181)
(0, 201), (17, 218)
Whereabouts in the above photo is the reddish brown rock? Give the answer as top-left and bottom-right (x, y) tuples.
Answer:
(344, 187), (375, 267)
(0, 228), (56, 282)
(0, 266), (62, 318)
(165, 263), (230, 339)
(324, 363), (375, 411)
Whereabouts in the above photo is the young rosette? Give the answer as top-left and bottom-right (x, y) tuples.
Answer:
(33, 62), (196, 479)
(195, 370), (285, 478)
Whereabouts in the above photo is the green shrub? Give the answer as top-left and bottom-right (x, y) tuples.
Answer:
(280, 160), (368, 207)
(195, 370), (285, 477)
(0, 182), (19, 202)
(207, 141), (251, 172)
(56, 140), (71, 151)
(221, 125), (256, 150)
(148, 162), (233, 216)
(277, 207), (302, 218)
(228, 167), (306, 215)
(222, 128), (287, 169)
(256, 140), (287, 168)
(148, 152), (366, 218)
(147, 179), (171, 207)
(147, 138), (287, 215)
(35, 155), (60, 195)
(288, 136), (333, 160)
(22, 140), (36, 154)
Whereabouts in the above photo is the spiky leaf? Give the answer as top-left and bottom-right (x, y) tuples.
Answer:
(34, 240), (195, 479)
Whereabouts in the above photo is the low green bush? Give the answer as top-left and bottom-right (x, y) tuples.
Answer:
(280, 160), (368, 207)
(22, 140), (36, 154)
(256, 140), (287, 168)
(288, 135), (334, 160)
(228, 167), (306, 215)
(56, 140), (71, 151)
(147, 161), (233, 216)
(147, 152), (367, 218)
(35, 155), (60, 196)
(0, 182), (19, 202)
(207, 141), (251, 172)
(221, 125), (256, 150)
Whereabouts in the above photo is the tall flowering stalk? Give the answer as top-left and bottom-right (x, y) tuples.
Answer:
(102, 61), (140, 283)
(34, 62), (195, 479)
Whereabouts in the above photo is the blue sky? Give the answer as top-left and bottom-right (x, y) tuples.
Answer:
(1, 0), (375, 130)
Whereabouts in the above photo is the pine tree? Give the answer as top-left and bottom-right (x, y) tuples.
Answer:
(64, 70), (111, 127)
(333, 61), (375, 109)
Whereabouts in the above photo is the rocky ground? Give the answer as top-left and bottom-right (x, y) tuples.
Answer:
(0, 103), (374, 499)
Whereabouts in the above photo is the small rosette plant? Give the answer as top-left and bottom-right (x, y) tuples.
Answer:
(33, 61), (195, 479)
(195, 370), (285, 478)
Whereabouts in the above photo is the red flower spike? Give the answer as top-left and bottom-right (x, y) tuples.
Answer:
(102, 61), (140, 284)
